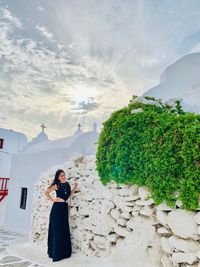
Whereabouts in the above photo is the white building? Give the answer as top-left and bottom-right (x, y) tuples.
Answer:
(0, 128), (28, 226)
(3, 123), (99, 234)
(143, 52), (200, 113)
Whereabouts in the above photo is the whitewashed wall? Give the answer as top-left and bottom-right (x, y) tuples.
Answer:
(0, 129), (27, 227)
(0, 153), (12, 227)
(0, 128), (27, 154)
(0, 197), (8, 227)
(31, 154), (200, 267)
(4, 131), (99, 234)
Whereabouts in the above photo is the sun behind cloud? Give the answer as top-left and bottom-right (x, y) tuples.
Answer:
(70, 83), (99, 103)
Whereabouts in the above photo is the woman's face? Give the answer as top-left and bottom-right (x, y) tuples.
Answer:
(58, 172), (66, 183)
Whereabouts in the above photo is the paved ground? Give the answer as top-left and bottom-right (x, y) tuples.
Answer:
(0, 228), (109, 267)
(0, 228), (44, 267)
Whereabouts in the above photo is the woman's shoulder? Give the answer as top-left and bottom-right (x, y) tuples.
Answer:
(54, 183), (60, 190)
(47, 183), (57, 191)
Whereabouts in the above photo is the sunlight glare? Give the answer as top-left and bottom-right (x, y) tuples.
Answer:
(70, 84), (99, 103)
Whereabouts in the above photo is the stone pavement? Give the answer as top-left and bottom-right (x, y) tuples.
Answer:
(0, 228), (45, 267)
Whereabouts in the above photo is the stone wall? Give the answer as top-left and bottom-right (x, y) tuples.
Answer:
(30, 154), (200, 267)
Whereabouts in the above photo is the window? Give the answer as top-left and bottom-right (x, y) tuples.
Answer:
(20, 188), (28, 209)
(0, 138), (4, 149)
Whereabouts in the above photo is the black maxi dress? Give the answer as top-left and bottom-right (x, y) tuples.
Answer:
(47, 182), (72, 262)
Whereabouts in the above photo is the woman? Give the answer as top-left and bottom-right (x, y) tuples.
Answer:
(44, 169), (78, 262)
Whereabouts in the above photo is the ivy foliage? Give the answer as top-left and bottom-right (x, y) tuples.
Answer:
(96, 97), (200, 210)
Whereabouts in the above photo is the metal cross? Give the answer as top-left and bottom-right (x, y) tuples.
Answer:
(40, 123), (46, 132)
(77, 123), (81, 130)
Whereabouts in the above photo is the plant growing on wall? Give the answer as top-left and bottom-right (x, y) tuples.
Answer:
(96, 96), (200, 210)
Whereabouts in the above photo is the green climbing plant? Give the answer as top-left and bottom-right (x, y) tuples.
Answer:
(96, 97), (200, 210)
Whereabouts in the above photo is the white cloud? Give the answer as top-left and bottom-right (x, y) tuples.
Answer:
(36, 24), (54, 41)
(0, 5), (128, 140)
(1, 0), (200, 140)
(37, 5), (44, 12)
(1, 7), (23, 29)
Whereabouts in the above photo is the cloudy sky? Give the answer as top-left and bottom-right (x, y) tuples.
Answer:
(1, 0), (200, 140)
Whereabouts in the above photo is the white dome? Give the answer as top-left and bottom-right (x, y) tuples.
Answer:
(32, 131), (49, 143)
(143, 53), (200, 113)
(159, 53), (200, 84)
(20, 130), (49, 153)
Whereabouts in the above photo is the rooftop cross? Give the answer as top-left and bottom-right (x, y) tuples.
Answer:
(40, 123), (46, 132)
(77, 123), (81, 130)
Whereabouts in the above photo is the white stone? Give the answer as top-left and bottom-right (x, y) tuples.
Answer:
(90, 240), (97, 250)
(114, 226), (130, 237)
(130, 96), (162, 107)
(147, 244), (163, 263)
(130, 185), (139, 194)
(123, 206), (133, 213)
(172, 252), (197, 264)
(176, 200), (183, 208)
(161, 254), (173, 267)
(112, 196), (125, 209)
(169, 235), (200, 253)
(140, 206), (153, 217)
(196, 250), (200, 259)
(123, 201), (135, 207)
(197, 226), (200, 235)
(84, 214), (115, 236)
(130, 108), (144, 114)
(161, 237), (173, 254)
(79, 206), (90, 216)
(121, 212), (131, 219)
(194, 212), (200, 224)
(131, 211), (139, 217)
(117, 218), (127, 226)
(156, 210), (168, 226)
(123, 195), (139, 202)
(156, 203), (173, 211)
(132, 205), (141, 211)
(110, 209), (120, 220)
(126, 217), (154, 231)
(135, 199), (154, 206)
(100, 199), (115, 213)
(129, 195), (140, 201)
(107, 233), (118, 242)
(109, 221), (162, 267)
(138, 187), (150, 200)
(90, 188), (113, 200)
(126, 218), (135, 230)
(157, 227), (171, 234)
(117, 189), (132, 196)
(167, 210), (198, 239)
(93, 235), (107, 245)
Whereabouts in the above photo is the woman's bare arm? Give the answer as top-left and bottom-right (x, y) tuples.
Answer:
(44, 184), (64, 202)
(70, 182), (78, 196)
(65, 182), (78, 203)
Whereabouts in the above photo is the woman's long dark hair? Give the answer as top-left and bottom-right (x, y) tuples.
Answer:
(48, 169), (65, 188)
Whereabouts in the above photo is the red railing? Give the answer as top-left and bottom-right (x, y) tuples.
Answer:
(0, 178), (9, 202)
